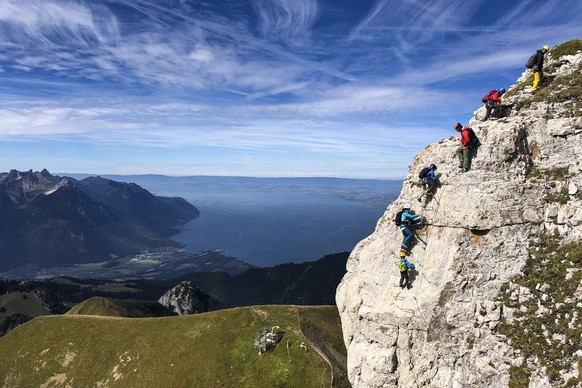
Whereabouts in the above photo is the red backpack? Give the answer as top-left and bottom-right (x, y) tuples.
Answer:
(481, 90), (497, 103)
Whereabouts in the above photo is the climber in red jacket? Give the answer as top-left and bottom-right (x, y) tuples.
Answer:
(454, 122), (480, 172)
(481, 88), (505, 121)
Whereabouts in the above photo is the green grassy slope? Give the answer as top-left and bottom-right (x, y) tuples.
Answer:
(0, 305), (348, 388)
(0, 292), (49, 318)
(65, 297), (176, 318)
(0, 292), (50, 335)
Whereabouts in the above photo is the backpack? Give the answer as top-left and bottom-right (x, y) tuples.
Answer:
(394, 210), (403, 226)
(481, 90), (496, 103)
(525, 53), (537, 68)
(418, 167), (430, 179)
(398, 260), (407, 272)
(465, 127), (481, 146)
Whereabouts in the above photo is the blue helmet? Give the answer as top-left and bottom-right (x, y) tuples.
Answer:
(499, 88), (506, 93)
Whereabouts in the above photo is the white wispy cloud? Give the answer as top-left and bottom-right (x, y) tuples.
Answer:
(350, 0), (484, 45)
(495, 0), (582, 28)
(0, 1), (266, 91)
(0, 86), (450, 160)
(252, 0), (318, 45)
(0, 0), (119, 45)
(345, 0), (581, 90)
(0, 0), (342, 98)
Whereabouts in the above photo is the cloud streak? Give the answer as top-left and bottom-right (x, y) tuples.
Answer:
(252, 0), (318, 45)
(0, 0), (119, 46)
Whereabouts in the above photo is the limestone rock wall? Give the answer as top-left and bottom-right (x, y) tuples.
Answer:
(158, 281), (210, 315)
(337, 46), (582, 387)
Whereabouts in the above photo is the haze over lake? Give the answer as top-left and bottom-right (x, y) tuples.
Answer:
(71, 175), (402, 267)
(173, 191), (383, 266)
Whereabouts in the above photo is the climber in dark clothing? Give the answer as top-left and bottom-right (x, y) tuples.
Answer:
(531, 45), (549, 92)
(418, 164), (438, 192)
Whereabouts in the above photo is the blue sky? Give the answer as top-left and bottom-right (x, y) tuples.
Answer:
(0, 0), (580, 179)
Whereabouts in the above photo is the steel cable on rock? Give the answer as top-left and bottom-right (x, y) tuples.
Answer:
(408, 177), (457, 380)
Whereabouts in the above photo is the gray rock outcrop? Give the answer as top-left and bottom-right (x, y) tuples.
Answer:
(337, 41), (582, 387)
(158, 281), (210, 315)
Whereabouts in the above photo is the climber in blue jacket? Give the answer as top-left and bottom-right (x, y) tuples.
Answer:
(400, 203), (421, 252)
(418, 164), (439, 192)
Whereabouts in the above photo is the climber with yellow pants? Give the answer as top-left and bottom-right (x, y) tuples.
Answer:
(529, 45), (549, 93)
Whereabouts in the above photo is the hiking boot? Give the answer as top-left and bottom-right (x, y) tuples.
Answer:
(407, 284), (412, 290)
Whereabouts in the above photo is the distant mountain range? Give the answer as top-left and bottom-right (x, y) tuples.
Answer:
(0, 169), (199, 271)
(64, 173), (403, 209)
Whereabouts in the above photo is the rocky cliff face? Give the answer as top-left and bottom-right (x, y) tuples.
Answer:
(158, 281), (211, 315)
(336, 40), (582, 387)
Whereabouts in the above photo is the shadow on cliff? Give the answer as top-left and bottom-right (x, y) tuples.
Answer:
(408, 269), (418, 288)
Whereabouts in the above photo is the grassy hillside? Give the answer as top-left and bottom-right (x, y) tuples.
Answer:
(0, 305), (348, 387)
(0, 292), (50, 336)
(66, 297), (176, 318)
(0, 292), (49, 318)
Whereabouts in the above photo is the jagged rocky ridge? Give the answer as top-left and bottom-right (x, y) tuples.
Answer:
(336, 40), (582, 387)
(0, 169), (199, 270)
(158, 281), (212, 315)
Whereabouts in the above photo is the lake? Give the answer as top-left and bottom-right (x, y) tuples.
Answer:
(76, 175), (401, 267)
(172, 190), (384, 267)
